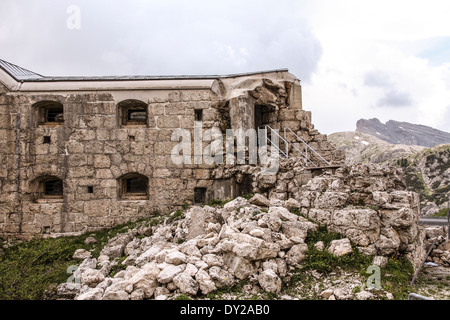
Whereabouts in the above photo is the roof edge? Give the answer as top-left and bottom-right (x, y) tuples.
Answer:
(19, 68), (291, 82)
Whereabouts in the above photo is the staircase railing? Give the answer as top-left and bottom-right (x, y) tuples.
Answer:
(283, 126), (331, 166)
(261, 125), (331, 168)
(261, 125), (289, 159)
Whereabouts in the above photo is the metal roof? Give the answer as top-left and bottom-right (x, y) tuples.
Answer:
(0, 59), (43, 80)
(0, 58), (290, 82)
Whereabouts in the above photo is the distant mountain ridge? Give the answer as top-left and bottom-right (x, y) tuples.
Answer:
(356, 118), (450, 148)
(328, 130), (450, 216)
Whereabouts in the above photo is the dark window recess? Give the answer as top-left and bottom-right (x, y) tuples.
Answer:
(254, 104), (274, 129)
(43, 136), (51, 144)
(237, 175), (253, 197)
(118, 100), (148, 127)
(194, 187), (207, 204)
(87, 186), (94, 194)
(195, 109), (203, 121)
(46, 108), (64, 123)
(128, 135), (135, 142)
(44, 179), (63, 196)
(126, 177), (147, 194)
(127, 109), (147, 122)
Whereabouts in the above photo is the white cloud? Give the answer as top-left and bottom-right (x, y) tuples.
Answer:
(0, 0), (449, 135)
(301, 0), (450, 134)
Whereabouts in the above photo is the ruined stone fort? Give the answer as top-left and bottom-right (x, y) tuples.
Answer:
(0, 59), (344, 239)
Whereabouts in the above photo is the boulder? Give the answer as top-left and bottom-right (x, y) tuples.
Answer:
(102, 280), (131, 300)
(81, 269), (105, 288)
(372, 256), (389, 268)
(173, 272), (199, 295)
(195, 269), (217, 295)
(269, 206), (298, 222)
(157, 265), (184, 284)
(56, 283), (81, 299)
(75, 288), (103, 300)
(285, 243), (308, 266)
(73, 249), (91, 260)
(249, 194), (270, 207)
(223, 253), (256, 280)
(355, 291), (374, 300)
(314, 241), (324, 251)
(208, 266), (235, 287)
(130, 288), (145, 300)
(223, 197), (250, 211)
(265, 214), (282, 232)
(257, 269), (281, 293)
(84, 236), (97, 245)
(165, 250), (187, 265)
(328, 238), (352, 257)
(202, 254), (224, 268)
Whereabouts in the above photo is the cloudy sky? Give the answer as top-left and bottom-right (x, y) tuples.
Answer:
(1, 0), (450, 134)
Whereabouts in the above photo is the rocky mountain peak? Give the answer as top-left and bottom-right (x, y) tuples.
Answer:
(356, 118), (450, 148)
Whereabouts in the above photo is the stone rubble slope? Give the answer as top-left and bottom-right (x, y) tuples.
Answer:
(56, 163), (429, 300)
(293, 164), (426, 270)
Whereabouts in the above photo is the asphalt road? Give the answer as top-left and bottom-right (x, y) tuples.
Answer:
(419, 217), (450, 226)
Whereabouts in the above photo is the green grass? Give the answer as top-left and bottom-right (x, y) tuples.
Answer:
(206, 280), (248, 300)
(380, 257), (415, 299)
(0, 213), (174, 300)
(241, 193), (255, 200)
(432, 208), (449, 217)
(0, 236), (87, 300)
(299, 224), (415, 299)
(108, 256), (128, 278)
(204, 198), (232, 207)
(167, 210), (185, 224)
(305, 225), (344, 248)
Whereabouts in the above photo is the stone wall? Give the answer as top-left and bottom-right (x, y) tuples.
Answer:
(294, 163), (426, 269)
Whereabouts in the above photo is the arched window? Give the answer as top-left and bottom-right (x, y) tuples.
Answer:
(34, 101), (64, 126)
(117, 100), (148, 127)
(32, 175), (64, 201)
(118, 173), (149, 200)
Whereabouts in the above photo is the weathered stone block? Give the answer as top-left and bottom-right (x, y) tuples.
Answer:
(157, 116), (180, 128)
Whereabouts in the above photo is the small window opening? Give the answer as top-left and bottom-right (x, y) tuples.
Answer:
(119, 100), (148, 127)
(127, 109), (147, 123)
(87, 186), (94, 194)
(237, 174), (253, 197)
(119, 173), (149, 200)
(35, 101), (64, 126)
(195, 109), (203, 121)
(254, 104), (274, 129)
(126, 177), (147, 194)
(44, 179), (63, 197)
(46, 107), (64, 123)
(128, 135), (135, 142)
(33, 176), (64, 201)
(194, 187), (207, 204)
(43, 136), (51, 144)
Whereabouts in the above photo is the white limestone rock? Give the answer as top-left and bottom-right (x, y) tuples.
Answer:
(328, 238), (353, 257)
(257, 269), (281, 293)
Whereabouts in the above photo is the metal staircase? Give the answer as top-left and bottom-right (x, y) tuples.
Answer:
(259, 125), (334, 168)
